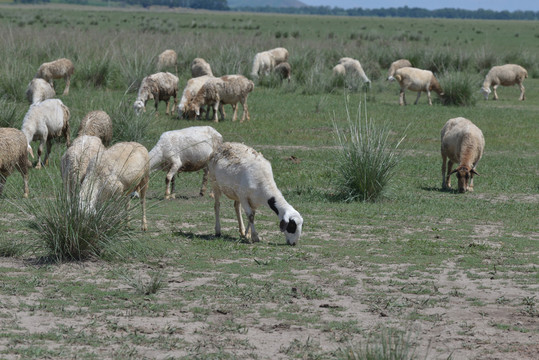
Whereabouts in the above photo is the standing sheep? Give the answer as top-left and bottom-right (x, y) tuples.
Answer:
(156, 49), (178, 74)
(149, 126), (223, 199)
(77, 110), (113, 147)
(80, 142), (149, 231)
(191, 58), (214, 78)
(209, 142), (303, 245)
(387, 59), (412, 81)
(134, 72), (179, 116)
(35, 58), (74, 96)
(61, 135), (105, 195)
(21, 98), (71, 169)
(0, 128), (32, 198)
(189, 75), (254, 123)
(393, 67), (444, 106)
(177, 75), (215, 119)
(273, 62), (291, 83)
(333, 57), (371, 85)
(251, 51), (276, 78)
(441, 117), (485, 193)
(480, 64), (528, 101)
(26, 78), (56, 105)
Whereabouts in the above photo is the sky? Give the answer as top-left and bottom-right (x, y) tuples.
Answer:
(301, 1), (539, 12)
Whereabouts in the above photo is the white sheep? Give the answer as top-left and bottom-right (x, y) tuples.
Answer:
(387, 58), (412, 81)
(393, 67), (444, 106)
(191, 57), (214, 78)
(134, 72), (179, 116)
(25, 78), (56, 104)
(0, 128), (33, 198)
(77, 110), (113, 147)
(268, 47), (289, 65)
(177, 75), (214, 119)
(209, 142), (303, 245)
(441, 117), (485, 193)
(61, 135), (105, 195)
(332, 63), (346, 76)
(156, 49), (178, 74)
(251, 50), (276, 78)
(273, 62), (291, 83)
(80, 142), (149, 231)
(149, 126), (223, 199)
(188, 75), (254, 123)
(21, 98), (71, 169)
(35, 58), (74, 96)
(480, 64), (528, 101)
(334, 57), (371, 85)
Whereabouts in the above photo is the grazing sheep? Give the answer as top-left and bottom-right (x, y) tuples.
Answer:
(80, 142), (149, 231)
(273, 62), (291, 83)
(268, 47), (289, 65)
(189, 75), (254, 123)
(26, 78), (55, 104)
(387, 59), (412, 81)
(77, 110), (113, 147)
(334, 57), (371, 85)
(149, 126), (223, 199)
(35, 58), (74, 96)
(61, 135), (105, 195)
(156, 49), (178, 74)
(134, 72), (179, 116)
(191, 57), (214, 78)
(21, 98), (71, 169)
(177, 75), (214, 119)
(0, 128), (32, 198)
(209, 142), (303, 245)
(480, 64), (528, 101)
(251, 50), (276, 78)
(393, 67), (444, 106)
(441, 117), (485, 193)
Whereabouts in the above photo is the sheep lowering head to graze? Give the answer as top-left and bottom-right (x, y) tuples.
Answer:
(334, 57), (371, 85)
(26, 78), (56, 105)
(21, 98), (70, 169)
(61, 135), (105, 195)
(273, 62), (291, 83)
(387, 59), (412, 81)
(188, 75), (254, 123)
(441, 117), (485, 193)
(191, 58), (214, 78)
(0, 128), (33, 198)
(134, 72), (179, 116)
(177, 75), (215, 119)
(393, 67), (444, 106)
(209, 142), (304, 245)
(77, 110), (113, 147)
(34, 58), (74, 96)
(480, 64), (528, 101)
(149, 126), (223, 199)
(80, 142), (149, 231)
(156, 49), (178, 74)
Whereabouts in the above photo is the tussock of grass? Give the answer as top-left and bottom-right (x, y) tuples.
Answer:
(440, 71), (478, 106)
(339, 327), (420, 360)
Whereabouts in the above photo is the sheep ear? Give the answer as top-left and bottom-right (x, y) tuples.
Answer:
(27, 145), (34, 159)
(450, 168), (458, 175)
(471, 169), (480, 176)
(280, 219), (288, 232)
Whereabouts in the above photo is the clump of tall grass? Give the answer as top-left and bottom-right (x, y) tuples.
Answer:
(0, 98), (23, 128)
(333, 99), (405, 202)
(439, 71), (478, 106)
(110, 98), (151, 144)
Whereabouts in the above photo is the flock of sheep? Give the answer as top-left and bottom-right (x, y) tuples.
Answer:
(0, 47), (530, 245)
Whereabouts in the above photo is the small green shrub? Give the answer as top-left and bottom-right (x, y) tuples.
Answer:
(0, 98), (23, 128)
(110, 99), (151, 144)
(338, 327), (419, 360)
(439, 71), (478, 106)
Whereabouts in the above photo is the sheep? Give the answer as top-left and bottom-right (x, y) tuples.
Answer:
(21, 98), (71, 169)
(191, 57), (214, 78)
(441, 117), (485, 193)
(0, 128), (32, 198)
(480, 64), (528, 101)
(80, 142), (149, 231)
(208, 142), (303, 245)
(268, 47), (289, 65)
(133, 72), (179, 116)
(251, 50), (276, 78)
(34, 58), (74, 96)
(156, 49), (178, 74)
(273, 62), (291, 83)
(149, 126), (223, 200)
(387, 59), (412, 81)
(393, 67), (444, 106)
(61, 135), (105, 195)
(77, 110), (113, 147)
(177, 75), (214, 119)
(334, 57), (371, 85)
(25, 78), (55, 104)
(188, 75), (254, 123)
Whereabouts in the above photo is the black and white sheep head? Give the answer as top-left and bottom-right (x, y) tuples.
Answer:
(280, 210), (303, 246)
(480, 87), (491, 100)
(450, 165), (480, 193)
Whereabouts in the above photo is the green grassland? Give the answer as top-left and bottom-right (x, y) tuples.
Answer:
(0, 4), (538, 359)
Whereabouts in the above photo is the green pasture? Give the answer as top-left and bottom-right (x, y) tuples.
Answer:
(0, 5), (537, 359)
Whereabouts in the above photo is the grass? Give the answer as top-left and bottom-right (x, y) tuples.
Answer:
(0, 4), (537, 359)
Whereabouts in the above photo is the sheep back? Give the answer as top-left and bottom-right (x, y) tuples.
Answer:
(21, 98), (70, 143)
(441, 117), (484, 166)
(35, 58), (74, 82)
(387, 59), (412, 80)
(77, 110), (113, 146)
(26, 78), (56, 104)
(156, 49), (177, 71)
(191, 58), (214, 78)
(61, 135), (105, 191)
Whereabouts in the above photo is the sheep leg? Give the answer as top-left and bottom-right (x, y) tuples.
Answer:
(441, 155), (449, 189)
(415, 91), (423, 105)
(518, 83), (525, 101)
(199, 167), (208, 197)
(138, 176), (149, 231)
(21, 169), (29, 198)
(235, 200), (247, 238)
(445, 160), (454, 189)
(35, 139), (45, 169)
(492, 85), (499, 100)
(231, 104), (238, 122)
(241, 202), (259, 242)
(165, 163), (181, 199)
(399, 89), (406, 106)
(63, 75), (70, 95)
(165, 100), (170, 116)
(43, 138), (53, 167)
(154, 99), (160, 115)
(241, 98), (250, 123)
(212, 102), (220, 123)
(213, 187), (222, 237)
(219, 103), (227, 122)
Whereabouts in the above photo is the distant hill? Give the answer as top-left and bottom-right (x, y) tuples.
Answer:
(228, 0), (307, 8)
